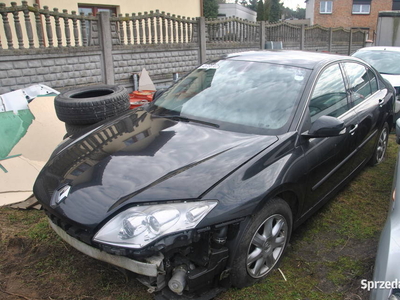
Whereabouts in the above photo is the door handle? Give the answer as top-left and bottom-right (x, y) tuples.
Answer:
(349, 124), (358, 135)
(379, 99), (384, 107)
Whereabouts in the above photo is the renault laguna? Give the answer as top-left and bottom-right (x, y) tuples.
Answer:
(34, 50), (394, 299)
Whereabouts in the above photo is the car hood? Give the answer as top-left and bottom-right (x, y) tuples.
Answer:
(34, 109), (278, 228)
(381, 74), (400, 88)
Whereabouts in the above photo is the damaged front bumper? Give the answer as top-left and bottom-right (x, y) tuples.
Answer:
(48, 216), (238, 298)
(49, 219), (165, 277)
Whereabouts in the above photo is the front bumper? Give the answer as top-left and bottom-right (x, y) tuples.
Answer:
(48, 219), (164, 277)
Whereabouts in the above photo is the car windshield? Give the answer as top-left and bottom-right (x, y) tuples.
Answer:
(151, 59), (310, 135)
(353, 50), (400, 75)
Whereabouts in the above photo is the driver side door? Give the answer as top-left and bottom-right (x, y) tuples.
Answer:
(301, 63), (360, 214)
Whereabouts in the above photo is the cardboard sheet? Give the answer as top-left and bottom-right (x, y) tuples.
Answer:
(10, 95), (65, 162)
(139, 68), (156, 91)
(0, 95), (65, 206)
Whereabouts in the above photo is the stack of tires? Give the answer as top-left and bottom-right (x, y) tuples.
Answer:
(54, 85), (130, 138)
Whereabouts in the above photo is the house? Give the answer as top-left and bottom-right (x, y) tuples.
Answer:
(22, 0), (201, 18)
(218, 3), (257, 22)
(305, 0), (395, 39)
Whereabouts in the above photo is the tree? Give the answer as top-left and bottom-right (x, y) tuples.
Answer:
(248, 0), (258, 10)
(264, 0), (271, 21)
(256, 0), (264, 21)
(281, 5), (305, 20)
(203, 0), (219, 18)
(294, 7), (306, 19)
(269, 0), (281, 22)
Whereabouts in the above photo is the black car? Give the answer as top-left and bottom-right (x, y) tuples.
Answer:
(34, 50), (394, 298)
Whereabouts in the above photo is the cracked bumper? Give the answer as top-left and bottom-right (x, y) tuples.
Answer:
(48, 219), (163, 277)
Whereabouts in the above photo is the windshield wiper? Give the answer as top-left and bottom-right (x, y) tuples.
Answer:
(153, 114), (220, 128)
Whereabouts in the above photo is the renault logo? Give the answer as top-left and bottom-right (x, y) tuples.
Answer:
(56, 185), (71, 204)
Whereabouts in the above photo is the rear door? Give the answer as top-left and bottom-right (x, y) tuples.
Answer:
(342, 62), (389, 166)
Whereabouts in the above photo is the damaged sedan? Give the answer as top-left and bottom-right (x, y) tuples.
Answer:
(33, 50), (394, 299)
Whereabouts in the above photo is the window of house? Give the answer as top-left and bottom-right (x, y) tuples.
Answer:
(320, 1), (333, 14)
(352, 0), (371, 14)
(393, 0), (400, 11)
(78, 5), (117, 16)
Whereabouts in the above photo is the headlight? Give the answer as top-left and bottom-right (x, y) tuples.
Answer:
(93, 200), (218, 249)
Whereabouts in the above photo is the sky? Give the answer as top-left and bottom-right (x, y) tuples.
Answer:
(225, 0), (306, 11)
(282, 0), (306, 10)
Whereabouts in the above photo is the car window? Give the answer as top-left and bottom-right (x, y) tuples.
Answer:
(353, 50), (400, 75)
(309, 64), (349, 123)
(343, 62), (372, 106)
(153, 60), (310, 135)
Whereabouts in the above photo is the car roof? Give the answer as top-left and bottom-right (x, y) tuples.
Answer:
(354, 46), (400, 53)
(224, 50), (352, 69)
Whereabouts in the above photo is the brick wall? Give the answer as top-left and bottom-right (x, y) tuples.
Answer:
(0, 49), (103, 95)
(314, 0), (392, 37)
(112, 47), (199, 87)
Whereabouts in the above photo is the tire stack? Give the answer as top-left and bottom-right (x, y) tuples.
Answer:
(54, 85), (130, 138)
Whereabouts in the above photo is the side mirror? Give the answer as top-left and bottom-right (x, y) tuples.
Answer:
(302, 116), (345, 138)
(396, 118), (400, 144)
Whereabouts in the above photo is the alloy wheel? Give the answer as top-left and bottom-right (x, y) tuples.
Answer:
(376, 127), (388, 163)
(246, 214), (288, 278)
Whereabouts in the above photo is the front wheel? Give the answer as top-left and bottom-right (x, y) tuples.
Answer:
(370, 122), (389, 166)
(231, 198), (292, 288)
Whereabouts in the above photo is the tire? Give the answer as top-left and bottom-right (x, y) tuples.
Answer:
(54, 85), (130, 125)
(65, 123), (89, 137)
(231, 198), (292, 288)
(370, 122), (389, 166)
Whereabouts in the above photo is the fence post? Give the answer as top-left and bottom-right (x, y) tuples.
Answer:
(98, 12), (115, 85)
(260, 21), (265, 49)
(328, 27), (333, 52)
(198, 17), (207, 64)
(348, 29), (353, 55)
(300, 24), (305, 50)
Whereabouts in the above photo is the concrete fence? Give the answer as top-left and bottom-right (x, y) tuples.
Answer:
(0, 1), (367, 94)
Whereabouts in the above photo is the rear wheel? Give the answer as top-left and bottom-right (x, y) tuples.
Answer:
(370, 122), (389, 165)
(231, 198), (292, 288)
